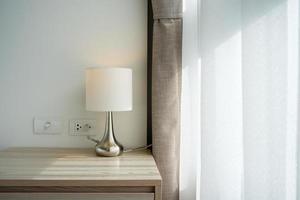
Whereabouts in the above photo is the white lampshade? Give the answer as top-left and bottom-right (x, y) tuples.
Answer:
(86, 67), (132, 112)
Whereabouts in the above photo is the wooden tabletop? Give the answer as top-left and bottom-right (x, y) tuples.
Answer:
(0, 148), (162, 187)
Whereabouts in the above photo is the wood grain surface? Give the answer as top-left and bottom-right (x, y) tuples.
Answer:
(0, 148), (162, 200)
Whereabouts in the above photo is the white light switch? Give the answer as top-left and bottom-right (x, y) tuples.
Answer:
(34, 118), (62, 135)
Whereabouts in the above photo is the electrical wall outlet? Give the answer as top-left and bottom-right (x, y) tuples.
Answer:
(69, 119), (97, 136)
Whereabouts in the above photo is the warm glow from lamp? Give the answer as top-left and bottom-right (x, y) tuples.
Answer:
(86, 67), (132, 112)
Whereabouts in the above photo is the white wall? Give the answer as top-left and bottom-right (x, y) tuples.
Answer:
(0, 0), (147, 149)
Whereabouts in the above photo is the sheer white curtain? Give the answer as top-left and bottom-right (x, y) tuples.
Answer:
(180, 0), (300, 199)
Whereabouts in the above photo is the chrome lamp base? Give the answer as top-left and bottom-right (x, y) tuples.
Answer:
(87, 112), (123, 157)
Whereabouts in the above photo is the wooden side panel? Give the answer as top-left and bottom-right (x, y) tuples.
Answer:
(154, 184), (162, 200)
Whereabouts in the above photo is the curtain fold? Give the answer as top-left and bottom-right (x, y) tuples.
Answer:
(151, 0), (182, 200)
(152, 0), (182, 19)
(180, 0), (299, 199)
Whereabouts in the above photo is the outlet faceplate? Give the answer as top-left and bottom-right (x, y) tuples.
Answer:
(34, 118), (62, 135)
(69, 119), (97, 136)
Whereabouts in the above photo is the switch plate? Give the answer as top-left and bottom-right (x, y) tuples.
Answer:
(34, 118), (62, 135)
(69, 119), (97, 136)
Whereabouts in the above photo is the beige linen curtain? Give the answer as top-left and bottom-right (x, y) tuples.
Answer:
(151, 0), (182, 200)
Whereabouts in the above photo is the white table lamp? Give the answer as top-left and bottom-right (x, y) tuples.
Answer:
(86, 67), (132, 156)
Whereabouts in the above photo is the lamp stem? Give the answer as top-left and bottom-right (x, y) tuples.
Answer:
(103, 111), (115, 142)
(93, 111), (123, 157)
